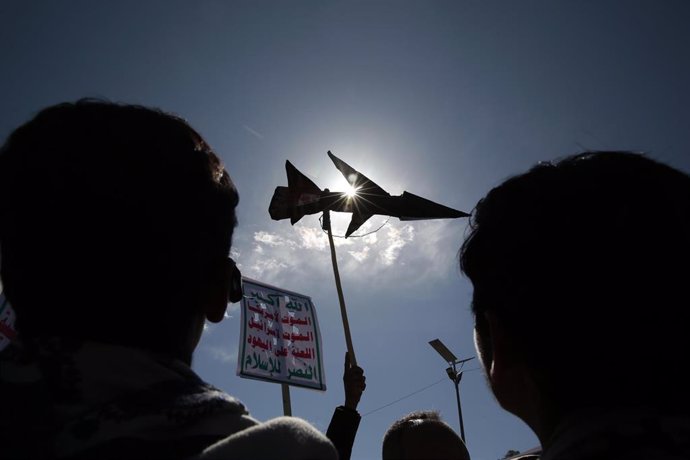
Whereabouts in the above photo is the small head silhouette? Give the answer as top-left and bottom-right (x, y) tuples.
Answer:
(382, 410), (470, 460)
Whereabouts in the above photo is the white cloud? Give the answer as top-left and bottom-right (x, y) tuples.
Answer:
(362, 231), (378, 245)
(254, 231), (293, 247)
(379, 225), (415, 266)
(348, 246), (370, 262)
(237, 219), (467, 290)
(296, 226), (329, 250)
(249, 257), (290, 279)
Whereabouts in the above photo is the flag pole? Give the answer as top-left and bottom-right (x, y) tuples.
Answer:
(281, 383), (292, 416)
(322, 209), (358, 366)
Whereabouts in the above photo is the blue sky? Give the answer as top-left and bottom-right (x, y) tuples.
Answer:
(2, 2), (690, 459)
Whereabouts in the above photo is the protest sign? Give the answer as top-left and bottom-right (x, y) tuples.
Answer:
(237, 278), (326, 391)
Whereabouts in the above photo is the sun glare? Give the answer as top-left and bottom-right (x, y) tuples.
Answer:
(344, 184), (358, 198)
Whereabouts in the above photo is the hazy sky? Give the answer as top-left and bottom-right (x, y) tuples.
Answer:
(2, 2), (690, 460)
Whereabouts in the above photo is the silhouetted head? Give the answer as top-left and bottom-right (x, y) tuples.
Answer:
(0, 99), (239, 363)
(382, 410), (470, 460)
(459, 151), (690, 433)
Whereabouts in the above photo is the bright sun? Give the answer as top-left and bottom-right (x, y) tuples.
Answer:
(344, 184), (358, 198)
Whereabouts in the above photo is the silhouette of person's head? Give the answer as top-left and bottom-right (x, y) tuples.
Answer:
(460, 151), (690, 442)
(0, 99), (239, 364)
(382, 410), (470, 460)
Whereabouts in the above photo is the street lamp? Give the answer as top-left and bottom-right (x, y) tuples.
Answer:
(428, 338), (475, 444)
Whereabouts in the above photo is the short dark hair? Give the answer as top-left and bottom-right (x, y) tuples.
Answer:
(460, 151), (690, 410)
(382, 410), (468, 460)
(0, 99), (239, 353)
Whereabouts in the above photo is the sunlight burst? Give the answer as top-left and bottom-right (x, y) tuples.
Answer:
(344, 184), (359, 198)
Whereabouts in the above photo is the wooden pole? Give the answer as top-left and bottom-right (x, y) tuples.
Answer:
(323, 210), (357, 367)
(281, 383), (292, 416)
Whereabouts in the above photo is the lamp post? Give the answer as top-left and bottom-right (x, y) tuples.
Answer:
(429, 338), (474, 444)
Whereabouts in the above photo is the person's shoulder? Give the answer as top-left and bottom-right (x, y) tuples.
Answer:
(193, 416), (338, 460)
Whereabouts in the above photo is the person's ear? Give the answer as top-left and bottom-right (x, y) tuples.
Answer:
(204, 284), (227, 324)
(226, 258), (243, 303)
(473, 311), (494, 373)
(203, 258), (242, 323)
(482, 311), (517, 389)
(481, 311), (531, 415)
(481, 311), (546, 438)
